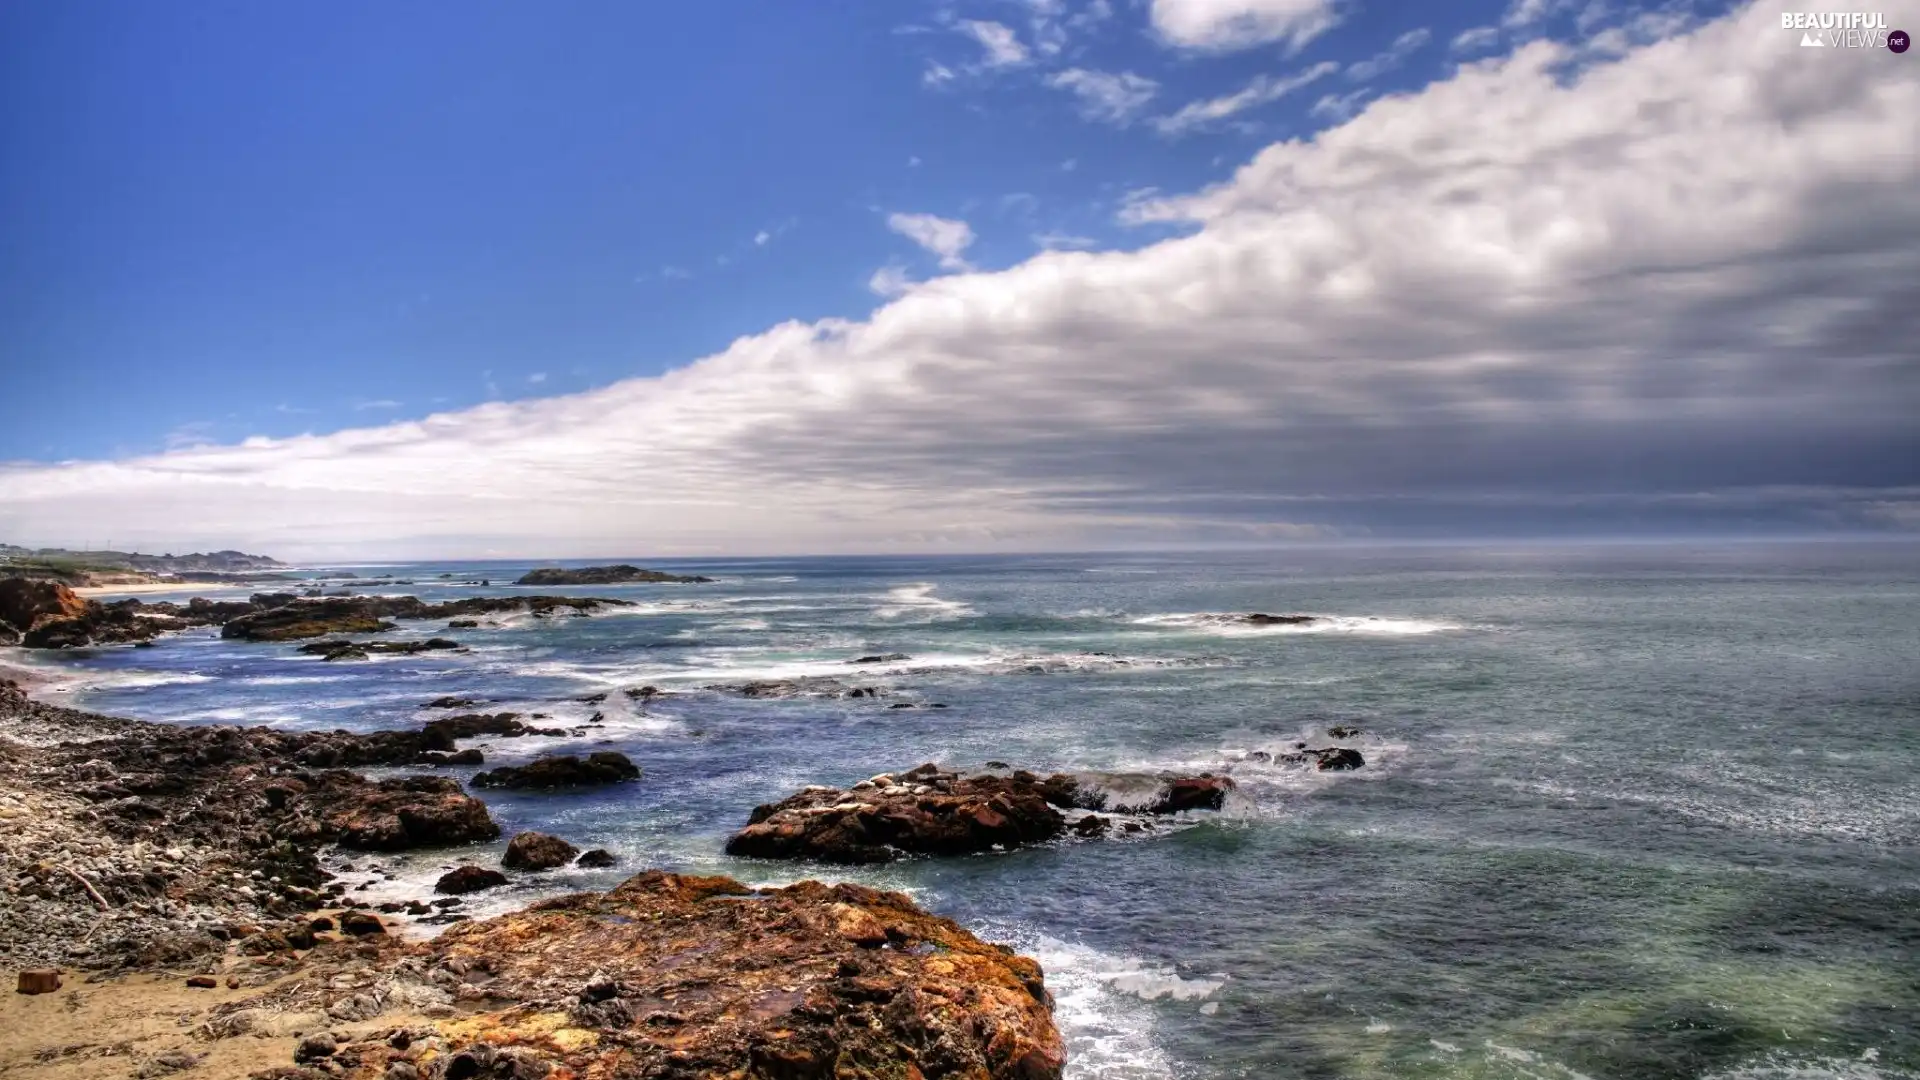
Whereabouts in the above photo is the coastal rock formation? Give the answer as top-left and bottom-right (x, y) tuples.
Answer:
(470, 751), (641, 790)
(221, 594), (633, 641)
(1247, 746), (1367, 771)
(502, 830), (579, 870)
(1244, 613), (1317, 625)
(0, 576), (88, 633)
(421, 712), (567, 749)
(730, 765), (1243, 863)
(708, 676), (884, 699)
(250, 870), (1064, 1080)
(514, 564), (715, 586)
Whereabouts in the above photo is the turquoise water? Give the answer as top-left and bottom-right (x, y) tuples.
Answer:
(27, 542), (1920, 1079)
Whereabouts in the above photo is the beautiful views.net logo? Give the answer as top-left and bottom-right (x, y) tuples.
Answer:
(1781, 12), (1908, 50)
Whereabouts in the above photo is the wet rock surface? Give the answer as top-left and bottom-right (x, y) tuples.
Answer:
(727, 763), (1238, 863)
(240, 870), (1063, 1080)
(470, 751), (641, 790)
(295, 637), (466, 662)
(221, 594), (633, 641)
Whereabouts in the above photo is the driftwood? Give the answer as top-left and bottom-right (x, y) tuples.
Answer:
(62, 866), (111, 911)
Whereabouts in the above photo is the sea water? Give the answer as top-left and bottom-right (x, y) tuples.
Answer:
(22, 542), (1920, 1079)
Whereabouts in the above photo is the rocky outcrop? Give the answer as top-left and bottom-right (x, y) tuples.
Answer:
(514, 564), (715, 586)
(0, 576), (88, 633)
(727, 764), (1077, 864)
(729, 765), (1243, 863)
(420, 712), (566, 749)
(1244, 613), (1317, 625)
(708, 676), (885, 699)
(470, 751), (641, 790)
(251, 870), (1064, 1080)
(1248, 746), (1367, 771)
(220, 594), (632, 641)
(576, 848), (618, 868)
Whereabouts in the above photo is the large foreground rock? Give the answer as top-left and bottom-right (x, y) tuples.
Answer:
(514, 564), (715, 586)
(298, 773), (500, 851)
(250, 870), (1065, 1080)
(470, 751), (641, 790)
(502, 830), (579, 870)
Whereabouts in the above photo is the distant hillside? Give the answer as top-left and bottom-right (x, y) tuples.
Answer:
(0, 544), (286, 583)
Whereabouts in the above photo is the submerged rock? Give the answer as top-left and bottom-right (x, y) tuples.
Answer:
(502, 831), (579, 871)
(220, 594), (632, 641)
(255, 870), (1064, 1080)
(575, 848), (618, 868)
(470, 751), (641, 790)
(294, 637), (464, 662)
(514, 564), (715, 586)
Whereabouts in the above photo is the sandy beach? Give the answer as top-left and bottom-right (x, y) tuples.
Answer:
(71, 581), (251, 598)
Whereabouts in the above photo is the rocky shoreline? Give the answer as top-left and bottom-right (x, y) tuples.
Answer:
(0, 676), (1070, 1078)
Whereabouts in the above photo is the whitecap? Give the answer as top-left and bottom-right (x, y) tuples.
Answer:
(873, 582), (975, 620)
(1132, 612), (1465, 636)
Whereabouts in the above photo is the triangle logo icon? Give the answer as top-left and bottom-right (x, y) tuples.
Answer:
(1800, 31), (1824, 46)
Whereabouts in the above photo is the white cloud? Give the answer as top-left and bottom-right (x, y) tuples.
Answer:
(354, 400), (402, 411)
(1346, 27), (1430, 82)
(1033, 231), (1100, 250)
(886, 212), (976, 271)
(754, 230), (771, 246)
(3, 6), (1915, 557)
(1152, 61), (1339, 135)
(1048, 68), (1160, 125)
(922, 62), (956, 87)
(1451, 25), (1502, 54)
(868, 265), (915, 297)
(528, 373), (547, 385)
(958, 19), (1029, 67)
(1149, 0), (1340, 52)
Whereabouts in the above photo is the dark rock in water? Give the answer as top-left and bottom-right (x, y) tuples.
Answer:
(445, 619), (479, 629)
(727, 763), (1076, 863)
(470, 751), (641, 790)
(1143, 774), (1236, 813)
(250, 592), (301, 609)
(708, 677), (866, 699)
(1244, 613), (1317, 625)
(258, 870), (1064, 1080)
(435, 865), (508, 894)
(295, 637), (463, 662)
(1072, 814), (1110, 837)
(422, 696), (481, 710)
(575, 848), (618, 868)
(1313, 747), (1365, 771)
(514, 565), (715, 586)
(623, 685), (664, 700)
(502, 831), (579, 871)
(417, 748), (484, 766)
(419, 713), (567, 750)
(1327, 725), (1361, 739)
(849, 653), (911, 664)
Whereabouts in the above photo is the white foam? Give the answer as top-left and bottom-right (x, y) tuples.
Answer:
(979, 929), (1213, 1079)
(873, 582), (975, 621)
(73, 670), (217, 691)
(1132, 612), (1464, 636)
(1700, 1054), (1918, 1080)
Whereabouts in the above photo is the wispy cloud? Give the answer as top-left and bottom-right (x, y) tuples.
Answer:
(1346, 28), (1431, 82)
(886, 212), (975, 271)
(1152, 62), (1338, 135)
(1451, 25), (1502, 54)
(868, 264), (915, 297)
(957, 19), (1029, 67)
(1148, 0), (1340, 52)
(527, 373), (547, 385)
(354, 400), (402, 411)
(1308, 87), (1373, 122)
(1033, 231), (1100, 250)
(1048, 68), (1160, 125)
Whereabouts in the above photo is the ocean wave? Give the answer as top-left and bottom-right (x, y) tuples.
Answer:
(976, 927), (1217, 1079)
(73, 670), (218, 691)
(1132, 612), (1464, 636)
(1701, 1052), (1916, 1080)
(873, 582), (975, 621)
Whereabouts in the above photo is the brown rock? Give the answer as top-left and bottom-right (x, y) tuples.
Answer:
(435, 865), (509, 894)
(339, 911), (385, 937)
(502, 831), (579, 871)
(272, 870), (1063, 1080)
(15, 969), (61, 994)
(311, 773), (500, 850)
(469, 751), (640, 790)
(185, 975), (217, 988)
(0, 577), (88, 634)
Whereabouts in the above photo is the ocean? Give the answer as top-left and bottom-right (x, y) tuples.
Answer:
(19, 541), (1920, 1079)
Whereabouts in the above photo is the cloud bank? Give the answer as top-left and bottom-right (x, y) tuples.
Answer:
(4, 6), (1917, 559)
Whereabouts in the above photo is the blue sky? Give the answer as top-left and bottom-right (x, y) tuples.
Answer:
(2, 0), (1915, 557)
(1, 0), (1659, 460)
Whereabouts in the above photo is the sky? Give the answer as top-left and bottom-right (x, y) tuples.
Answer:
(1, 0), (1917, 558)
